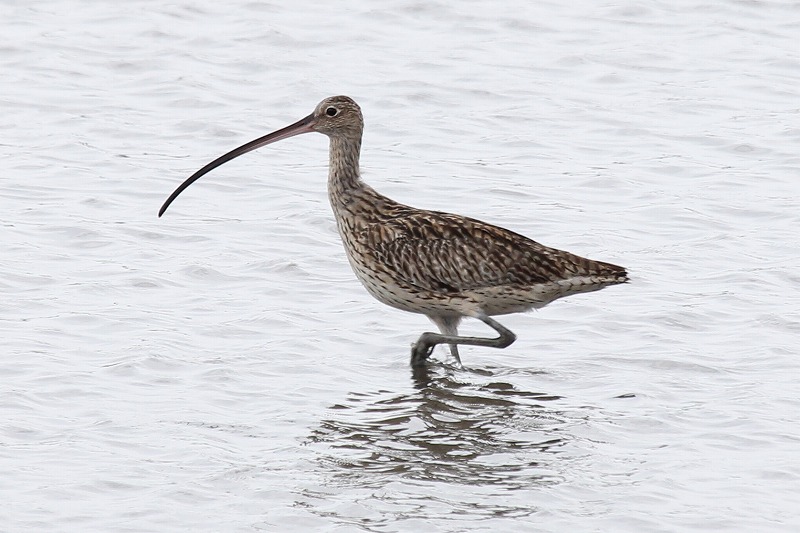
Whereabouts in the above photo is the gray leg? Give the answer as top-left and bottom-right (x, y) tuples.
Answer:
(411, 312), (516, 367)
(429, 315), (463, 366)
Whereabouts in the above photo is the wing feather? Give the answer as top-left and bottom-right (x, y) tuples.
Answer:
(364, 211), (583, 293)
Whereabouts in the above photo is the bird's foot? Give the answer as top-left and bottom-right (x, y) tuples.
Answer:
(410, 335), (436, 367)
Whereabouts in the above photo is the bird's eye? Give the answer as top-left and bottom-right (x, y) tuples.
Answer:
(325, 106), (338, 117)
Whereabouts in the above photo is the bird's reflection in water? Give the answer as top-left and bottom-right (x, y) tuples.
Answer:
(306, 363), (567, 492)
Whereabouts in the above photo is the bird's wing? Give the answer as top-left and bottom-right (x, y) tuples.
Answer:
(363, 210), (576, 293)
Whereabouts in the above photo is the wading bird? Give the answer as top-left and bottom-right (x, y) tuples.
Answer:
(160, 96), (627, 367)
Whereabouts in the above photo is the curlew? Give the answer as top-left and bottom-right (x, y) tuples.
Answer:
(159, 96), (627, 367)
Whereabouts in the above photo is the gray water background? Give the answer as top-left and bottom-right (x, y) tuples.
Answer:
(2, 1), (799, 531)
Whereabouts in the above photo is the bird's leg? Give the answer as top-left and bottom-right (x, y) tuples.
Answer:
(428, 315), (463, 366)
(411, 312), (517, 367)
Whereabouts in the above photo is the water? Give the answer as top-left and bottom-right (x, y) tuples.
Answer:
(2, 0), (799, 531)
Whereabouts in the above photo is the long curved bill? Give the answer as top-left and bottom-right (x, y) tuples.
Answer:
(159, 112), (317, 217)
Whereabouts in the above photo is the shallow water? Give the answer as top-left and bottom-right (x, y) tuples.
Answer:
(2, 1), (799, 531)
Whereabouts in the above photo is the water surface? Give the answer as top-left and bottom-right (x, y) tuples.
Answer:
(2, 1), (799, 531)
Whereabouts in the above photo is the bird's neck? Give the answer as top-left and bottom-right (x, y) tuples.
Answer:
(327, 134), (404, 229)
(327, 135), (366, 202)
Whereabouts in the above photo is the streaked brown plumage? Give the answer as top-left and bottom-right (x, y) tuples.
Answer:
(159, 95), (627, 367)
